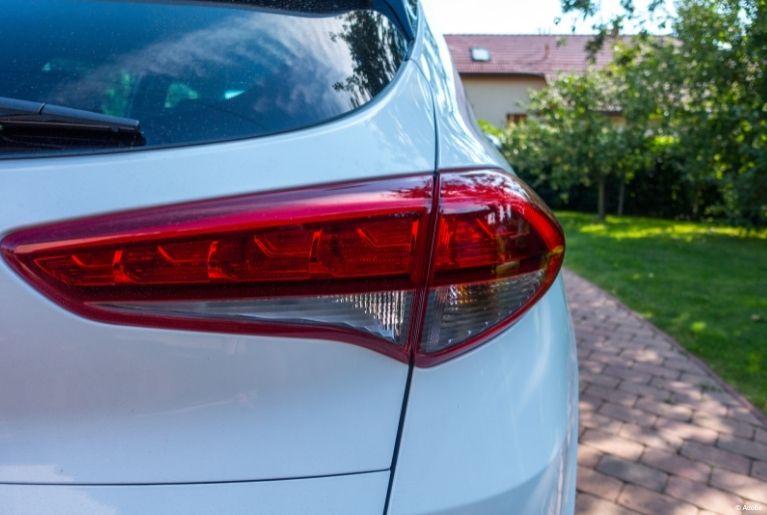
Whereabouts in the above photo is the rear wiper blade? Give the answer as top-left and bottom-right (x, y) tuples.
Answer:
(0, 96), (142, 135)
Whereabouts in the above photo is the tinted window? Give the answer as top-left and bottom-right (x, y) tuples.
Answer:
(0, 0), (408, 154)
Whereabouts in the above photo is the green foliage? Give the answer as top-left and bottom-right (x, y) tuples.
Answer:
(559, 211), (767, 411)
(477, 119), (504, 139)
(500, 69), (645, 220)
(552, 0), (767, 227)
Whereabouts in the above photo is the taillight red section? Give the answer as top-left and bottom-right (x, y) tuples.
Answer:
(1, 176), (434, 362)
(1, 170), (564, 366)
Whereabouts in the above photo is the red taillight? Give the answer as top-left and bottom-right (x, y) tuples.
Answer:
(1, 170), (563, 366)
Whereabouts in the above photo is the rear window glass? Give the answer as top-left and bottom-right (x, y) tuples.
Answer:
(0, 0), (409, 155)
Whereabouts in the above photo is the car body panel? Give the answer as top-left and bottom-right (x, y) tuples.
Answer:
(414, 21), (511, 172)
(0, 64), (435, 226)
(0, 471), (389, 515)
(0, 2), (579, 512)
(0, 61), (434, 484)
(0, 255), (401, 483)
(387, 276), (578, 514)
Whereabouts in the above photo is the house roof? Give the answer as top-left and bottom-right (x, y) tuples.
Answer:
(445, 34), (617, 80)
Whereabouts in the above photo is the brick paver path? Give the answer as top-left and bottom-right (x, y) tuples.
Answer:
(565, 270), (767, 515)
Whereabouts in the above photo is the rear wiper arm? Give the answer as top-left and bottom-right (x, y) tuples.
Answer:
(0, 96), (142, 135)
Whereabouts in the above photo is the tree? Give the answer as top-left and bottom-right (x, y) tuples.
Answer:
(563, 0), (767, 226)
(502, 70), (634, 220)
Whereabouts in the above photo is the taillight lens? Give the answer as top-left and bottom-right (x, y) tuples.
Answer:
(1, 176), (435, 362)
(417, 171), (564, 365)
(2, 170), (563, 366)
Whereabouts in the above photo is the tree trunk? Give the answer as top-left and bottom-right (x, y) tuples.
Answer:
(691, 185), (700, 219)
(597, 177), (606, 220)
(617, 180), (626, 216)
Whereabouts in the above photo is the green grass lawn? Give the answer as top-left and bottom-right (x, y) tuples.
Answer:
(557, 211), (767, 412)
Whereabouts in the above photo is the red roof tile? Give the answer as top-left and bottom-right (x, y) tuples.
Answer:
(445, 34), (616, 80)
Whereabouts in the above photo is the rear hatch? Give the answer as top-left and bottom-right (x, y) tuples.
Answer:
(0, 0), (433, 485)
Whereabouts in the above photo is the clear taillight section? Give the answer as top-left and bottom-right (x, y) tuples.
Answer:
(1, 170), (564, 366)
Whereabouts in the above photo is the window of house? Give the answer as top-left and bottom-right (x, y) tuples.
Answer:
(470, 47), (491, 62)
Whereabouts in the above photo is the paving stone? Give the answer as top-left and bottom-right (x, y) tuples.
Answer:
(710, 468), (767, 504)
(635, 397), (693, 421)
(655, 419), (719, 445)
(680, 440), (751, 475)
(576, 493), (642, 514)
(580, 359), (606, 375)
(603, 364), (653, 385)
(586, 384), (639, 407)
(580, 393), (604, 411)
(578, 444), (604, 468)
(717, 434), (767, 461)
(640, 447), (711, 482)
(596, 455), (668, 491)
(581, 410), (623, 434)
(589, 350), (630, 367)
(680, 372), (720, 389)
(564, 270), (767, 515)
(577, 465), (624, 501)
(692, 413), (756, 440)
(631, 335), (672, 349)
(617, 484), (697, 515)
(600, 402), (658, 428)
(632, 362), (681, 380)
(581, 371), (622, 389)
(589, 341), (624, 355)
(581, 429), (645, 461)
(649, 377), (702, 395)
(701, 389), (743, 407)
(665, 475), (745, 514)
(679, 396), (731, 416)
(728, 406), (764, 426)
(619, 349), (665, 366)
(752, 460), (767, 481)
(619, 423), (683, 453)
(662, 357), (705, 374)
(617, 381), (671, 401)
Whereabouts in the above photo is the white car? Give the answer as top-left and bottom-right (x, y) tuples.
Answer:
(0, 1), (578, 513)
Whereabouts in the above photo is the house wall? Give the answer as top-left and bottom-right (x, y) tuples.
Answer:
(459, 75), (547, 129)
